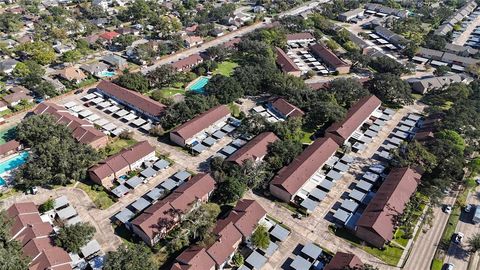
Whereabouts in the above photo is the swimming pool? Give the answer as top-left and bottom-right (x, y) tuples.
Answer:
(0, 151), (29, 186)
(98, 71), (117, 77)
(188, 77), (210, 93)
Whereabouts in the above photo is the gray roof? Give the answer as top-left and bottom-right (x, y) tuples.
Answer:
(245, 250), (267, 269)
(0, 58), (18, 71)
(402, 119), (416, 127)
(221, 124), (236, 133)
(374, 119), (386, 127)
(326, 170), (342, 181)
(363, 171), (380, 183)
(393, 130), (409, 139)
(309, 188), (326, 201)
(126, 176), (143, 189)
(291, 255), (312, 270)
(221, 145), (237, 155)
(358, 135), (372, 144)
(115, 208), (135, 223)
(340, 155), (354, 164)
(231, 138), (247, 148)
(66, 215), (82, 226)
(269, 224), (290, 241)
(333, 162), (349, 172)
(340, 199), (359, 212)
(319, 179), (334, 191)
(407, 114), (421, 121)
(153, 159), (170, 170)
(369, 124), (381, 132)
(57, 205), (77, 220)
(349, 189), (367, 203)
(192, 143), (206, 153)
(80, 239), (101, 258)
(112, 184), (130, 197)
(131, 197), (151, 212)
(140, 167), (157, 178)
(54, 195), (69, 210)
(301, 243), (323, 259)
(202, 137), (217, 146)
(397, 125), (412, 132)
(146, 187), (165, 201)
(364, 129), (378, 138)
(174, 171), (191, 181)
(333, 208), (351, 223)
(261, 241), (279, 257)
(212, 130), (227, 139)
(101, 54), (126, 67)
(161, 178), (178, 190)
(356, 180), (373, 192)
(389, 137), (403, 146)
(81, 62), (109, 74)
(300, 197), (318, 212)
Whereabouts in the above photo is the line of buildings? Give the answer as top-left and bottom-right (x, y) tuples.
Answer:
(226, 132), (279, 166)
(170, 199), (266, 270)
(416, 47), (480, 70)
(309, 43), (351, 74)
(435, 0), (477, 36)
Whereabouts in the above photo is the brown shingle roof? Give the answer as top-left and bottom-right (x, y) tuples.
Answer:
(271, 97), (305, 118)
(23, 237), (55, 259)
(324, 252), (363, 270)
(0, 140), (21, 156)
(57, 66), (86, 81)
(171, 105), (230, 141)
(11, 213), (43, 239)
(309, 43), (349, 68)
(270, 137), (339, 196)
(171, 54), (203, 70)
(356, 167), (421, 244)
(286, 32), (315, 41)
(97, 81), (166, 118)
(207, 222), (242, 265)
(29, 247), (72, 270)
(275, 47), (300, 73)
(33, 102), (107, 148)
(226, 132), (279, 165)
(14, 222), (53, 246)
(3, 86), (32, 104)
(227, 199), (266, 237)
(326, 95), (381, 144)
(7, 202), (38, 218)
(173, 246), (216, 270)
(89, 141), (154, 180)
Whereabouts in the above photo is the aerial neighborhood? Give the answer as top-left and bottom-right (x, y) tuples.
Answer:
(1, 0), (480, 269)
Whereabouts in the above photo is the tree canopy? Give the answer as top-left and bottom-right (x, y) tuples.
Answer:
(114, 72), (150, 93)
(368, 73), (413, 106)
(0, 211), (30, 270)
(54, 223), (96, 253)
(104, 244), (157, 270)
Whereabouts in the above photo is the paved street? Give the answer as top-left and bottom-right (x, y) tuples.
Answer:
(245, 102), (424, 270)
(444, 186), (480, 270)
(404, 195), (456, 270)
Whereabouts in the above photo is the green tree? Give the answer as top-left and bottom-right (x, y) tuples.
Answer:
(232, 252), (244, 267)
(18, 41), (56, 65)
(369, 56), (407, 75)
(39, 198), (54, 213)
(54, 222), (95, 253)
(213, 178), (247, 204)
(62, 50), (82, 63)
(113, 34), (138, 50)
(328, 78), (369, 107)
(468, 233), (480, 252)
(204, 75), (244, 104)
(251, 225), (270, 249)
(0, 13), (22, 33)
(147, 65), (179, 88)
(305, 100), (346, 129)
(369, 73), (413, 106)
(104, 244), (157, 270)
(114, 72), (149, 93)
(433, 65), (451, 76)
(390, 141), (437, 173)
(266, 139), (303, 171)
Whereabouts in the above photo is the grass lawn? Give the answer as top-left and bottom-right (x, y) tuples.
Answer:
(394, 229), (409, 247)
(100, 137), (138, 157)
(76, 78), (98, 89)
(441, 187), (469, 245)
(300, 131), (314, 144)
(160, 88), (185, 97)
(431, 258), (443, 270)
(213, 61), (239, 77)
(331, 226), (404, 266)
(77, 182), (115, 210)
(228, 103), (241, 117)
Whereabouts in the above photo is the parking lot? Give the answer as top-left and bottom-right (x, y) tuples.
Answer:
(286, 47), (333, 76)
(452, 8), (480, 46)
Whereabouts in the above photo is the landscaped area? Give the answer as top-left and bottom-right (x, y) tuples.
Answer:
(213, 61), (238, 77)
(99, 137), (138, 157)
(77, 182), (115, 210)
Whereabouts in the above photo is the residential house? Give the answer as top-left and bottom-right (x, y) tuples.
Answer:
(53, 42), (75, 54)
(326, 95), (382, 145)
(338, 8), (364, 22)
(98, 31), (120, 43)
(57, 66), (87, 83)
(0, 58), (19, 74)
(171, 54), (204, 72)
(101, 54), (128, 70)
(88, 141), (156, 188)
(81, 62), (110, 77)
(0, 140), (22, 158)
(226, 132), (279, 165)
(33, 102), (109, 149)
(253, 5), (266, 13)
(347, 30), (373, 55)
(374, 26), (407, 48)
(410, 74), (464, 94)
(434, 0), (477, 35)
(286, 32), (315, 45)
(324, 252), (363, 270)
(3, 86), (34, 107)
(364, 3), (409, 18)
(269, 97), (305, 119)
(275, 47), (302, 77)
(92, 0), (110, 10)
(42, 76), (66, 92)
(96, 81), (167, 121)
(183, 36), (203, 48)
(170, 105), (231, 147)
(132, 173), (216, 246)
(416, 47), (480, 68)
(171, 199), (266, 270)
(270, 137), (339, 202)
(444, 43), (478, 56)
(0, 100), (9, 112)
(355, 167), (421, 248)
(309, 43), (351, 74)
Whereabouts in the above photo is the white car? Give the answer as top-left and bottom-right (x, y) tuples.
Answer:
(453, 232), (464, 244)
(465, 204), (473, 213)
(444, 263), (455, 270)
(444, 205), (452, 214)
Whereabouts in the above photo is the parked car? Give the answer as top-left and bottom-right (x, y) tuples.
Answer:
(74, 89), (83, 94)
(444, 263), (455, 270)
(476, 178), (480, 185)
(444, 205), (452, 214)
(465, 204), (473, 213)
(453, 232), (464, 244)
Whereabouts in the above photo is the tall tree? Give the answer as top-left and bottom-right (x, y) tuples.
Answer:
(204, 75), (244, 104)
(328, 78), (369, 107)
(251, 225), (270, 249)
(54, 223), (95, 253)
(114, 72), (150, 93)
(104, 244), (157, 270)
(369, 73), (413, 106)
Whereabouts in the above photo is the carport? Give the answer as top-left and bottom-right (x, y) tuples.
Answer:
(57, 206), (77, 220)
(301, 243), (322, 260)
(300, 197), (318, 213)
(103, 123), (117, 132)
(126, 176), (143, 189)
(202, 137), (217, 147)
(369, 164), (386, 174)
(231, 138), (247, 148)
(54, 196), (69, 210)
(378, 150), (392, 160)
(161, 178), (178, 191)
(291, 255), (312, 270)
(132, 118), (147, 127)
(95, 118), (109, 126)
(356, 180), (372, 192)
(383, 143), (397, 151)
(140, 167), (157, 179)
(333, 209), (351, 224)
(340, 199), (359, 213)
(80, 240), (101, 259)
(90, 97), (104, 105)
(64, 101), (77, 108)
(122, 113), (137, 122)
(397, 125), (412, 132)
(269, 224), (290, 242)
(192, 143), (206, 153)
(105, 105), (120, 113)
(70, 105), (84, 113)
(245, 251), (267, 270)
(221, 124), (236, 133)
(340, 155), (354, 164)
(114, 109), (129, 118)
(174, 171), (191, 182)
(131, 197), (151, 212)
(115, 208), (134, 223)
(374, 119), (386, 126)
(82, 93), (96, 100)
(140, 123), (152, 132)
(352, 142), (365, 152)
(369, 124), (382, 132)
(392, 130), (408, 139)
(388, 137), (403, 146)
(212, 130), (227, 139)
(325, 170), (342, 182)
(309, 188), (326, 201)
(221, 145), (237, 156)
(319, 179), (334, 191)
(111, 184), (129, 197)
(402, 119), (416, 127)
(111, 128), (124, 137)
(261, 241), (279, 257)
(363, 171), (380, 183)
(153, 159), (170, 170)
(86, 114), (100, 122)
(146, 187), (165, 202)
(364, 129), (378, 138)
(333, 162), (349, 172)
(97, 101), (111, 109)
(66, 216), (82, 226)
(349, 189), (367, 203)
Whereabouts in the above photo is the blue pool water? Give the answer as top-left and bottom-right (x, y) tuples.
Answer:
(98, 71), (116, 77)
(188, 77), (210, 93)
(0, 151), (29, 186)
